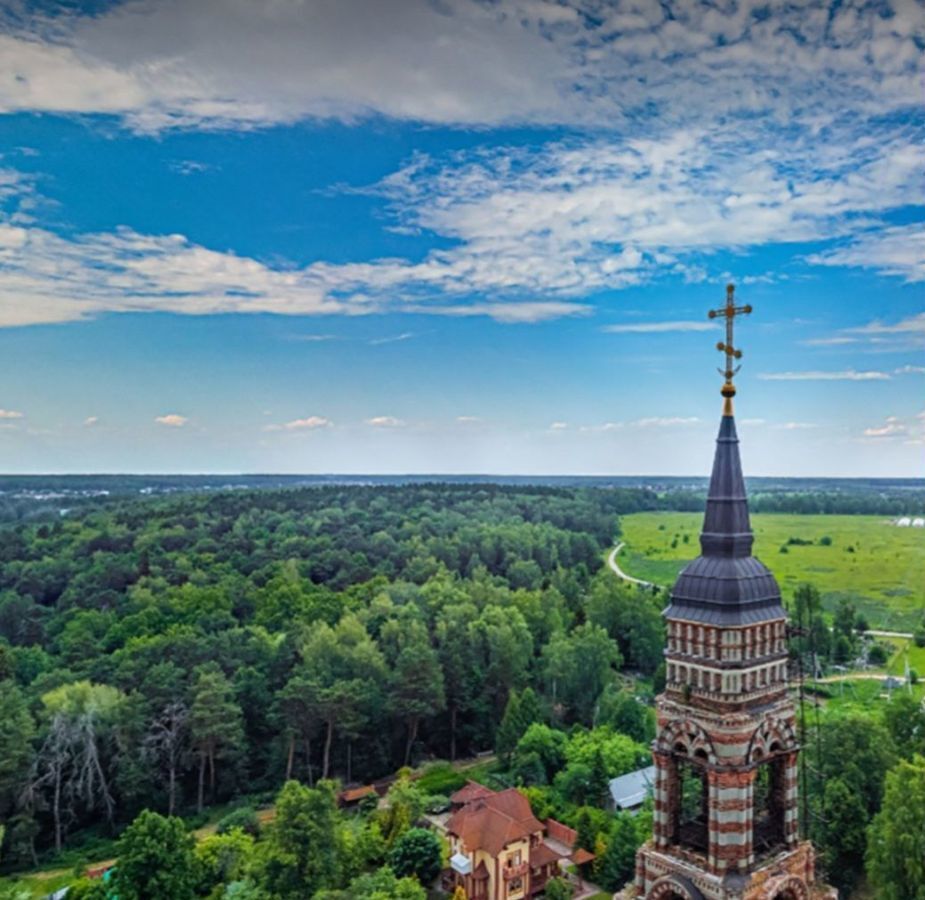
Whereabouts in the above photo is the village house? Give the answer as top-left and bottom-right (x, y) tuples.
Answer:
(438, 781), (593, 899)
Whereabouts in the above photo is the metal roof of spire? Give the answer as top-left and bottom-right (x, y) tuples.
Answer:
(663, 285), (786, 627)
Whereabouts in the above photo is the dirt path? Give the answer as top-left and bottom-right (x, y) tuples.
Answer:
(607, 542), (657, 588)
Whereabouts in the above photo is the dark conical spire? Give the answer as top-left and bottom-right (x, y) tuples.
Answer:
(699, 413), (754, 558)
(664, 410), (785, 626)
(663, 286), (785, 626)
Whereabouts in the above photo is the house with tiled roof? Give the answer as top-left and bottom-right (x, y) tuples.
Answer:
(440, 783), (593, 899)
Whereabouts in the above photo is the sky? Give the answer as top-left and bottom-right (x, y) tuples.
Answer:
(0, 0), (922, 476)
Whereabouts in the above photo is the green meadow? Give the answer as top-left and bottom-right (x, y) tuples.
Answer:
(618, 512), (925, 630)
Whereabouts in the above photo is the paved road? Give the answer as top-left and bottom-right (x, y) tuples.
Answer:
(607, 542), (657, 588)
(866, 628), (914, 639)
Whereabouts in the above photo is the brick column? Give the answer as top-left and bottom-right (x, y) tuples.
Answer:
(709, 768), (754, 874)
(784, 751), (800, 845)
(653, 751), (675, 848)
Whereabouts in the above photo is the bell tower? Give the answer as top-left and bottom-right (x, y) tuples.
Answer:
(633, 287), (835, 900)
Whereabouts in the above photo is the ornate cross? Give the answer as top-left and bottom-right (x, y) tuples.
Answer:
(708, 283), (752, 412)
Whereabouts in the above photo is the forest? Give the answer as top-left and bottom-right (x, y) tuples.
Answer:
(0, 483), (923, 899)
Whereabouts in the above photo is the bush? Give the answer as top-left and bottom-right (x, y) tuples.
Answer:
(415, 762), (465, 796)
(913, 629), (925, 649)
(387, 828), (443, 885)
(217, 806), (261, 837)
(868, 644), (889, 666)
(819, 535), (833, 546)
(423, 794), (450, 814)
(910, 668), (919, 685)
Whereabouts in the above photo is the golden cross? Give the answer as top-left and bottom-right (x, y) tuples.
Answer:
(708, 283), (752, 412)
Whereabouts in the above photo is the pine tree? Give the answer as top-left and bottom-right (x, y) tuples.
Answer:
(190, 668), (244, 812)
(496, 690), (522, 764)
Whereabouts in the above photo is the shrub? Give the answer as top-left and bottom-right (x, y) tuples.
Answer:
(387, 828), (443, 885)
(819, 535), (833, 546)
(415, 762), (465, 796)
(913, 629), (925, 649)
(217, 806), (261, 837)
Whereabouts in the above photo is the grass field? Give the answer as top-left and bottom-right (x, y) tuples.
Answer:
(618, 512), (925, 630)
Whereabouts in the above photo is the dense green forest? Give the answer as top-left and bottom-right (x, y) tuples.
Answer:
(1, 483), (923, 900)
(0, 485), (664, 870)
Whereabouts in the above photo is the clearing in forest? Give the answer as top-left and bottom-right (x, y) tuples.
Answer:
(617, 512), (925, 631)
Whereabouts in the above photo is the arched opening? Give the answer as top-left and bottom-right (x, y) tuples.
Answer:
(753, 748), (786, 852)
(670, 745), (709, 852)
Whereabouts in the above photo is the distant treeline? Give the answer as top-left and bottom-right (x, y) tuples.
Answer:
(0, 475), (922, 524)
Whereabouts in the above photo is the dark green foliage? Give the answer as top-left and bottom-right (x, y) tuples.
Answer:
(0, 481), (671, 870)
(883, 693), (925, 760)
(216, 806), (261, 837)
(597, 686), (655, 743)
(253, 780), (339, 899)
(866, 756), (925, 900)
(111, 810), (198, 900)
(595, 812), (641, 891)
(807, 714), (897, 891)
(387, 827), (442, 885)
(496, 687), (542, 763)
(544, 876), (573, 900)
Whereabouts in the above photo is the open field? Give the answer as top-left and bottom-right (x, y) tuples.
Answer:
(618, 512), (925, 630)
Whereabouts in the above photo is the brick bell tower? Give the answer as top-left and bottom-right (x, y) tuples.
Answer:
(633, 287), (835, 900)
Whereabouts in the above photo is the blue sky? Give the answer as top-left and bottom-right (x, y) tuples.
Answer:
(0, 0), (922, 475)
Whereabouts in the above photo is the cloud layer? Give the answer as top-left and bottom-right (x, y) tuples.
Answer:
(1, 0), (920, 132)
(0, 1), (920, 327)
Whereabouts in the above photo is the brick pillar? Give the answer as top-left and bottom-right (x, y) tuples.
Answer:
(653, 751), (675, 848)
(709, 768), (754, 874)
(784, 751), (800, 845)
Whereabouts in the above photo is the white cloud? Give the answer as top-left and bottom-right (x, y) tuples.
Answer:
(896, 365), (925, 375)
(0, 1), (919, 327)
(849, 312), (925, 339)
(155, 413), (188, 427)
(548, 421), (568, 430)
(169, 159), (213, 176)
(369, 332), (414, 346)
(631, 416), (700, 428)
(281, 416), (332, 431)
(807, 224), (925, 283)
(83, 415), (98, 426)
(863, 417), (906, 438)
(0, 0), (919, 133)
(773, 422), (820, 430)
(602, 320), (716, 334)
(579, 421), (624, 433)
(0, 408), (23, 419)
(456, 416), (481, 423)
(366, 416), (405, 428)
(801, 336), (860, 347)
(740, 418), (766, 426)
(758, 370), (891, 381)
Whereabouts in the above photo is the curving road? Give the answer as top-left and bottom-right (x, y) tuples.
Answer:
(607, 542), (657, 588)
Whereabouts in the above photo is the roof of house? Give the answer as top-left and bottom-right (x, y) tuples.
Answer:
(446, 788), (544, 856)
(450, 780), (495, 806)
(609, 765), (656, 809)
(531, 841), (565, 868)
(339, 784), (377, 803)
(572, 848), (596, 866)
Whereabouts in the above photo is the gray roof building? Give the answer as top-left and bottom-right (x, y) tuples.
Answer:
(609, 765), (656, 812)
